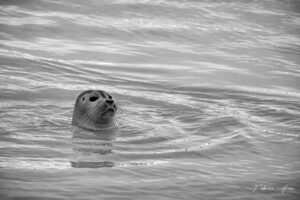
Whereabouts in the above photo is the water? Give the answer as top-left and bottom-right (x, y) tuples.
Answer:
(0, 0), (300, 199)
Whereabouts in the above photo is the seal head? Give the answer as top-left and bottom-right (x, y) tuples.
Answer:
(72, 90), (117, 130)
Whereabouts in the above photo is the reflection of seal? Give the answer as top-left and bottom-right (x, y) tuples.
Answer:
(72, 90), (117, 130)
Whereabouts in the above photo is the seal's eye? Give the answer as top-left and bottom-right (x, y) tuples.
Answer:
(108, 95), (112, 99)
(89, 96), (98, 102)
(82, 97), (85, 101)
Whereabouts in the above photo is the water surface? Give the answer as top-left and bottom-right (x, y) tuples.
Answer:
(0, 0), (300, 199)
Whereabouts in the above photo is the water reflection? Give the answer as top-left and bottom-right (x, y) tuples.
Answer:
(70, 127), (118, 168)
(70, 161), (114, 168)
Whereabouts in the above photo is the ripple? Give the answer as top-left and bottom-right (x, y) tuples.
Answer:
(1, 0), (300, 199)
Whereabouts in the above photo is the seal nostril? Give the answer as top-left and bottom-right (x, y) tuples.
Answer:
(105, 99), (114, 104)
(89, 96), (98, 102)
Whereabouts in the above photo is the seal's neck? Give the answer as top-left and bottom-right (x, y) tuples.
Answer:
(84, 120), (118, 131)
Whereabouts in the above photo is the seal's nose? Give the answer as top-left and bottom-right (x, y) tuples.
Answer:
(105, 99), (114, 104)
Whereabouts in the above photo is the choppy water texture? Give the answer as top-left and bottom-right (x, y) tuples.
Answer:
(1, 0), (300, 199)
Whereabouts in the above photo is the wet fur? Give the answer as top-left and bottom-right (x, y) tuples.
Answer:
(72, 90), (117, 130)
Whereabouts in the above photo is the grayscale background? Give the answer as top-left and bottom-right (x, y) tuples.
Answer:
(0, 0), (299, 199)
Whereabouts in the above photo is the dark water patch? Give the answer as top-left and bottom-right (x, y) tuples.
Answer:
(70, 161), (114, 168)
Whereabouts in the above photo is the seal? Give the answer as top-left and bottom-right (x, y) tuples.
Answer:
(72, 90), (118, 130)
